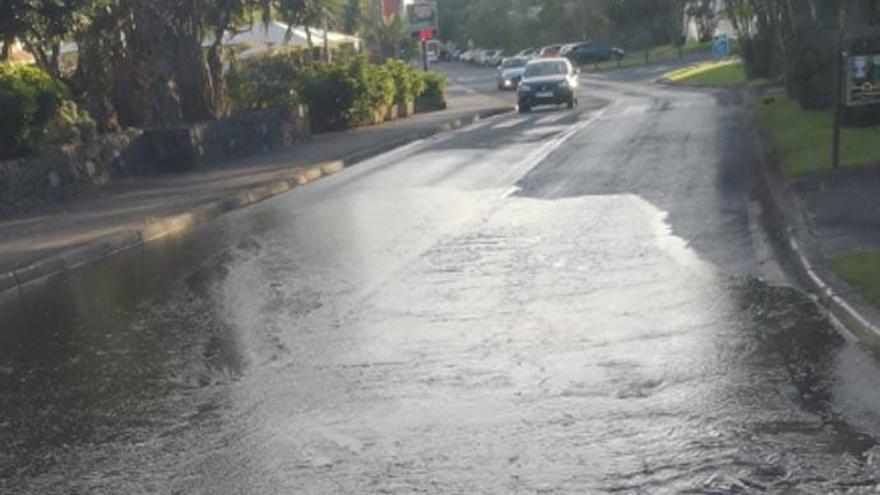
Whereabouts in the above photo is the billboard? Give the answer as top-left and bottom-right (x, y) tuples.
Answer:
(381, 0), (401, 21)
(846, 54), (880, 106)
(407, 1), (438, 38)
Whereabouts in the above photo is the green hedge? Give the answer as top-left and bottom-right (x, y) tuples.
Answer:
(420, 71), (447, 100)
(228, 55), (448, 132)
(386, 58), (426, 104)
(0, 63), (68, 159)
(300, 55), (395, 131)
(227, 52), (308, 112)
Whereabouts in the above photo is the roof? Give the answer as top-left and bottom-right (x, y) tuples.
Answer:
(206, 21), (361, 49)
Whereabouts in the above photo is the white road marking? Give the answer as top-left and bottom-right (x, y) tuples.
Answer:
(447, 84), (479, 95)
(492, 117), (529, 129)
(503, 108), (606, 178)
(535, 113), (570, 125)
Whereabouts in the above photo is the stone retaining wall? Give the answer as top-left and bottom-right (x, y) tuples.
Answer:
(0, 105), (310, 216)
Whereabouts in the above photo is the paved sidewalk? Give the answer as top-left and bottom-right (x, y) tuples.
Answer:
(792, 166), (880, 259)
(0, 96), (513, 293)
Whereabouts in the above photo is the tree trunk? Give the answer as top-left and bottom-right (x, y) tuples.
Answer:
(208, 39), (227, 117)
(175, 33), (217, 122)
(1, 35), (12, 61)
(323, 17), (331, 62)
(304, 23), (313, 59)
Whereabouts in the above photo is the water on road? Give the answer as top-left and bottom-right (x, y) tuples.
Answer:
(3, 65), (880, 494)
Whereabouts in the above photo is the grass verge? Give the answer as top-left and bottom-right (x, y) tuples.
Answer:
(832, 252), (880, 306)
(583, 40), (711, 72)
(755, 92), (880, 178)
(664, 59), (745, 86)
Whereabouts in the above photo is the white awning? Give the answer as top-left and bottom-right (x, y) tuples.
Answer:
(205, 21), (361, 52)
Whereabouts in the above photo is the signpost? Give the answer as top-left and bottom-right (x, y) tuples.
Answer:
(833, 27), (880, 170)
(408, 0), (439, 71)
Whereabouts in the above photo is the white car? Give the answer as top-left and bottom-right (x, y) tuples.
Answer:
(558, 43), (578, 56)
(475, 49), (492, 65)
(486, 50), (504, 66)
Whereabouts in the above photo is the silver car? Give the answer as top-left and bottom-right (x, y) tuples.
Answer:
(496, 57), (529, 90)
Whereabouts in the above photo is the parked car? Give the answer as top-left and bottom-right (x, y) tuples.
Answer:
(474, 49), (490, 65)
(558, 43), (578, 56)
(517, 58), (579, 112)
(538, 44), (563, 58)
(564, 42), (626, 65)
(496, 57), (529, 90)
(515, 48), (538, 58)
(486, 50), (505, 66)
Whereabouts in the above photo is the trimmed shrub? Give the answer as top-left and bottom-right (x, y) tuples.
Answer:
(385, 59), (426, 104)
(366, 63), (395, 111)
(227, 51), (308, 112)
(301, 55), (396, 131)
(0, 63), (68, 159)
(419, 71), (447, 100)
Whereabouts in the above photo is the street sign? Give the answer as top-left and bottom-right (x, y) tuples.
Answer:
(844, 28), (880, 107)
(381, 0), (401, 22)
(847, 54), (880, 105)
(408, 1), (438, 39)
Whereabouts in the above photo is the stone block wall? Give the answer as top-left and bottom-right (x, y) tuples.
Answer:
(0, 106), (310, 216)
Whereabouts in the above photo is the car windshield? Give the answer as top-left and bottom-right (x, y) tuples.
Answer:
(502, 58), (527, 68)
(524, 61), (568, 77)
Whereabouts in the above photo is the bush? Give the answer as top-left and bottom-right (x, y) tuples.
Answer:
(227, 51), (308, 112)
(385, 59), (425, 104)
(301, 55), (396, 131)
(0, 63), (68, 159)
(419, 71), (447, 100)
(45, 100), (98, 145)
(366, 63), (395, 110)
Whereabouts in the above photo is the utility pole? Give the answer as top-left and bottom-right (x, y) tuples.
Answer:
(832, 32), (844, 171)
(421, 38), (428, 71)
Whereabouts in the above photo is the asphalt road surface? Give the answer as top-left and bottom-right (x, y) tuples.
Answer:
(4, 63), (880, 494)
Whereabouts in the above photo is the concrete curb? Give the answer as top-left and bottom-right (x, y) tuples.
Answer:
(748, 94), (880, 356)
(1, 105), (515, 297)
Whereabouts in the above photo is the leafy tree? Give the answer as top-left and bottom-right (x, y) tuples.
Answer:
(342, 0), (365, 34)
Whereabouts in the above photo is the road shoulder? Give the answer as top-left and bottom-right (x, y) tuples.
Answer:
(746, 90), (880, 356)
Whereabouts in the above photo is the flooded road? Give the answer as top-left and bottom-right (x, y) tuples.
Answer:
(3, 66), (880, 493)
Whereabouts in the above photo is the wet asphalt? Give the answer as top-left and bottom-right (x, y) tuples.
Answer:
(3, 63), (880, 494)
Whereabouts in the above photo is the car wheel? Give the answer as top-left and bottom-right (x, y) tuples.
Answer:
(567, 99), (576, 109)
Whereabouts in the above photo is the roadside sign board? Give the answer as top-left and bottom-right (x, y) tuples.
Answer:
(846, 54), (880, 106)
(408, 1), (438, 39)
(845, 29), (880, 107)
(381, 0), (401, 21)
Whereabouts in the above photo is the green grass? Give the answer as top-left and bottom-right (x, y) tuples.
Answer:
(676, 61), (746, 86)
(755, 92), (880, 178)
(584, 40), (712, 72)
(832, 252), (880, 306)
